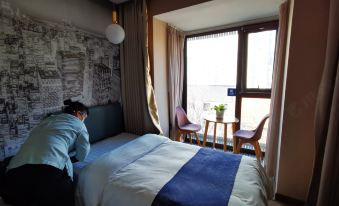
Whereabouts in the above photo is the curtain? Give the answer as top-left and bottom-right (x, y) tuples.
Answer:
(265, 0), (290, 188)
(119, 0), (162, 135)
(167, 26), (185, 139)
(306, 0), (339, 204)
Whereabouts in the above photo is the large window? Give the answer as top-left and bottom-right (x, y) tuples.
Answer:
(186, 31), (238, 138)
(185, 21), (278, 151)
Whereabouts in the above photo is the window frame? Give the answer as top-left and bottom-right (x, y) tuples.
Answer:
(240, 21), (279, 96)
(236, 21), (278, 131)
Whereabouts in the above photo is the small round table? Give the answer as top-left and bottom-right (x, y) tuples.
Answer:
(202, 114), (239, 151)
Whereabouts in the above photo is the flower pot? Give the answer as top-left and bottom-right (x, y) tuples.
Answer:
(216, 110), (224, 119)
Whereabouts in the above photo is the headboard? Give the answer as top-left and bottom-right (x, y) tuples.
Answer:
(85, 102), (124, 144)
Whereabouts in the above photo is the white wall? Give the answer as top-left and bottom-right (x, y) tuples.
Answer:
(9, 0), (112, 35)
(153, 18), (169, 137)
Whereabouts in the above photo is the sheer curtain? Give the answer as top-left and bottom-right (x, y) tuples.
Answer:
(306, 0), (339, 204)
(119, 0), (162, 135)
(167, 26), (185, 139)
(265, 0), (290, 189)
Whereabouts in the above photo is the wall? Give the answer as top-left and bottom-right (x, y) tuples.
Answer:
(153, 18), (169, 137)
(147, 0), (210, 137)
(9, 0), (112, 35)
(0, 0), (120, 160)
(277, 0), (329, 201)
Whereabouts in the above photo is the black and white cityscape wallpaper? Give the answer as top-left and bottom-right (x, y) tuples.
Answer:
(0, 1), (121, 159)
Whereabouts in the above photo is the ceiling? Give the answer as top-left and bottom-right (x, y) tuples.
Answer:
(109, 0), (129, 4)
(154, 0), (283, 32)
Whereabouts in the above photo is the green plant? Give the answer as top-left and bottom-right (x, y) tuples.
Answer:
(213, 104), (227, 112)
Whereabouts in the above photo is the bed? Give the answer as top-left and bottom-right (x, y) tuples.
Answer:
(74, 102), (272, 206)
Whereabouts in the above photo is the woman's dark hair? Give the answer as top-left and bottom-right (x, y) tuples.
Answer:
(63, 99), (89, 116)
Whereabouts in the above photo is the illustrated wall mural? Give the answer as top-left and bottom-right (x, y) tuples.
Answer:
(0, 1), (121, 159)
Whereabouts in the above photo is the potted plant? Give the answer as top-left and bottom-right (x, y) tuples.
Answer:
(214, 104), (227, 119)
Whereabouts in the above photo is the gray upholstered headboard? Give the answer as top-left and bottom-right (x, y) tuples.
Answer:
(85, 102), (124, 144)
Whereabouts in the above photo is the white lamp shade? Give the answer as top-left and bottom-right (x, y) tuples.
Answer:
(105, 24), (125, 44)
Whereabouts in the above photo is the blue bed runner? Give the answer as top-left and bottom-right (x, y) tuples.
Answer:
(152, 148), (242, 206)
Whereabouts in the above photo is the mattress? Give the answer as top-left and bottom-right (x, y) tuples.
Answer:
(76, 134), (272, 206)
(73, 132), (138, 175)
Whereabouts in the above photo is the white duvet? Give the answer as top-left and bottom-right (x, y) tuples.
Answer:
(76, 134), (272, 206)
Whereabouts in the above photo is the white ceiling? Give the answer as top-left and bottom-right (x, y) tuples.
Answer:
(155, 0), (283, 32)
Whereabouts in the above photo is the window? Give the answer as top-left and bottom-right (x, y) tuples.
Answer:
(186, 31), (238, 135)
(185, 21), (278, 151)
(246, 30), (276, 89)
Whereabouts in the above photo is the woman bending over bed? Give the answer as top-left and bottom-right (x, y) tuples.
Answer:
(2, 100), (90, 206)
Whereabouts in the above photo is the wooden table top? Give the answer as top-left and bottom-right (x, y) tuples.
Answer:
(203, 114), (239, 124)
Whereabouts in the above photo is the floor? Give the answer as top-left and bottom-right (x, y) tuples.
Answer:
(269, 200), (289, 206)
(268, 200), (303, 206)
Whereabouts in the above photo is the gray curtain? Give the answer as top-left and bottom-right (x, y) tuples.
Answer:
(119, 0), (162, 135)
(167, 26), (185, 139)
(265, 0), (290, 183)
(306, 0), (339, 205)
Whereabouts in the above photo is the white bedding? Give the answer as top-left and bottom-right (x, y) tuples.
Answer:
(73, 133), (138, 175)
(76, 134), (272, 206)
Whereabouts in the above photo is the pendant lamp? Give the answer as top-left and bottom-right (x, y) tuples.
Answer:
(105, 7), (125, 44)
